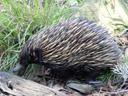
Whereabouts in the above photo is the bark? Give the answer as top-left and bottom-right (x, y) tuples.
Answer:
(0, 72), (68, 96)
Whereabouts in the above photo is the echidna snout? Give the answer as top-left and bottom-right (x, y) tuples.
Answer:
(13, 50), (30, 72)
(13, 64), (23, 72)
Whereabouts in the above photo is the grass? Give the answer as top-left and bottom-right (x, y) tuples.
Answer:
(0, 0), (73, 75)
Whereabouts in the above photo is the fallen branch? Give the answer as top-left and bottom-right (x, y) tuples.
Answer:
(0, 72), (68, 96)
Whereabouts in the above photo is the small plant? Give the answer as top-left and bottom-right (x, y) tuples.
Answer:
(113, 55), (128, 83)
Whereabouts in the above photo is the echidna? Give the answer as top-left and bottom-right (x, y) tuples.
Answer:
(13, 18), (122, 79)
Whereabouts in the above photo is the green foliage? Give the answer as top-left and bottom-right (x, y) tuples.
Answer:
(97, 69), (121, 83)
(0, 0), (71, 73)
(76, 0), (84, 3)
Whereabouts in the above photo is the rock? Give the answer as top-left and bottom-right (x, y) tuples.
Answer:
(66, 82), (94, 94)
(52, 84), (64, 91)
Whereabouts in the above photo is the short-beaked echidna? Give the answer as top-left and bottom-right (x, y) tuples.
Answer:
(13, 18), (122, 78)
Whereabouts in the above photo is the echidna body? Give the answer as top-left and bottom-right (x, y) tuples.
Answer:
(13, 18), (121, 76)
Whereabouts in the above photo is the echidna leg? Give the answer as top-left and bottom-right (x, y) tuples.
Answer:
(84, 68), (102, 84)
(38, 49), (45, 75)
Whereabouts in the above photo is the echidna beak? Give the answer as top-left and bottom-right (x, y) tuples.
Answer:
(13, 64), (23, 72)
